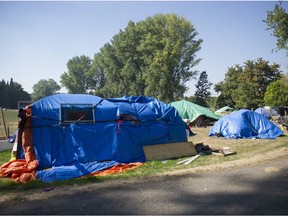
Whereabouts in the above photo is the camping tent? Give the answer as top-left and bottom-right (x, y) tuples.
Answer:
(170, 100), (221, 124)
(254, 107), (272, 119)
(215, 106), (237, 116)
(6, 94), (187, 182)
(209, 109), (283, 139)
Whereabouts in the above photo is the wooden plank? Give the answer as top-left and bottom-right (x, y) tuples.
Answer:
(212, 149), (237, 157)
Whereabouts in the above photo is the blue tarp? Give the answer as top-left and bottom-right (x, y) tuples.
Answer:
(209, 109), (283, 139)
(30, 94), (186, 182)
(254, 107), (272, 119)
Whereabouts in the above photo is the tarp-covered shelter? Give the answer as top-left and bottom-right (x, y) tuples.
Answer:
(0, 94), (187, 182)
(254, 107), (272, 119)
(170, 100), (221, 125)
(209, 109), (283, 139)
(215, 106), (237, 116)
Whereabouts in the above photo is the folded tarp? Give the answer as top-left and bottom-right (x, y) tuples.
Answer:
(209, 109), (283, 139)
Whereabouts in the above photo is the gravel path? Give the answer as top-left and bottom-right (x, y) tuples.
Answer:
(1, 157), (288, 215)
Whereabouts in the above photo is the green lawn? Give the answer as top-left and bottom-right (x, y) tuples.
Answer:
(1, 117), (288, 193)
(0, 109), (18, 139)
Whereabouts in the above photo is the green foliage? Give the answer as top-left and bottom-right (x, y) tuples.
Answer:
(91, 14), (202, 103)
(215, 58), (283, 110)
(60, 55), (95, 94)
(31, 79), (61, 101)
(206, 96), (218, 111)
(194, 71), (212, 107)
(264, 79), (288, 107)
(184, 95), (196, 103)
(0, 79), (31, 109)
(264, 3), (288, 53)
(0, 109), (18, 138)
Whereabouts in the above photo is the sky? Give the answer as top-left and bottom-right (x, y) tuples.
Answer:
(0, 1), (287, 97)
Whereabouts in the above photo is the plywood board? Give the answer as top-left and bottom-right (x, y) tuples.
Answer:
(143, 141), (196, 161)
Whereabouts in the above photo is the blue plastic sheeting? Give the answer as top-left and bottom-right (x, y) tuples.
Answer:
(209, 109), (283, 139)
(254, 108), (272, 119)
(36, 161), (118, 182)
(30, 94), (186, 181)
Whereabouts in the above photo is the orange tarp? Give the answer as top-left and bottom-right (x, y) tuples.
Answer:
(0, 107), (38, 183)
(0, 159), (37, 183)
(87, 162), (143, 177)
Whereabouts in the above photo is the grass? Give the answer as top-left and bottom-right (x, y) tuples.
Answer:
(0, 109), (18, 139)
(1, 125), (288, 194)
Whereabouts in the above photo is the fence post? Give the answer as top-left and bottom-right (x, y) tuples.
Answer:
(0, 107), (8, 139)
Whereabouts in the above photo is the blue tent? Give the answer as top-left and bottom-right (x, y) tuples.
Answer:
(254, 107), (272, 119)
(26, 94), (187, 182)
(209, 109), (283, 139)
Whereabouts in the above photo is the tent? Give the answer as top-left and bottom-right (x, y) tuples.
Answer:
(254, 107), (272, 119)
(209, 109), (283, 139)
(1, 94), (187, 182)
(215, 106), (237, 116)
(170, 100), (221, 125)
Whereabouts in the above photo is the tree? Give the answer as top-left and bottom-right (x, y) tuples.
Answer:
(92, 14), (202, 103)
(60, 55), (95, 94)
(0, 79), (31, 109)
(214, 65), (242, 109)
(215, 58), (283, 110)
(264, 3), (288, 53)
(31, 79), (61, 101)
(194, 71), (212, 107)
(264, 79), (288, 107)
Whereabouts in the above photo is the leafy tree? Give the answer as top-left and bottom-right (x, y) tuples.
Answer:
(60, 55), (95, 94)
(206, 96), (218, 111)
(0, 79), (31, 109)
(264, 79), (288, 107)
(194, 71), (212, 107)
(215, 58), (283, 110)
(31, 79), (61, 101)
(264, 3), (288, 53)
(184, 95), (197, 103)
(89, 53), (107, 97)
(214, 65), (242, 108)
(92, 14), (202, 103)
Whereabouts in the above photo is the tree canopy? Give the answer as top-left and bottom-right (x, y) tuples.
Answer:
(214, 58), (283, 110)
(264, 3), (288, 54)
(89, 13), (202, 103)
(264, 78), (288, 107)
(31, 79), (61, 101)
(0, 79), (31, 109)
(194, 71), (212, 107)
(60, 55), (95, 94)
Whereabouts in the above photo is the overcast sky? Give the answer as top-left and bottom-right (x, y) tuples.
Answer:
(0, 1), (287, 97)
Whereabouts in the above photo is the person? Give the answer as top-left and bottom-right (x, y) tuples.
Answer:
(183, 119), (194, 136)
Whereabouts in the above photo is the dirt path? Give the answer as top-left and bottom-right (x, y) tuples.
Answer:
(1, 157), (288, 215)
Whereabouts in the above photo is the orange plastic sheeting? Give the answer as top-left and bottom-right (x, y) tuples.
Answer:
(0, 106), (38, 183)
(22, 107), (38, 165)
(89, 162), (144, 177)
(0, 159), (37, 183)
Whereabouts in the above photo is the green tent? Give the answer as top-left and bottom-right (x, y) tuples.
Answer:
(214, 106), (237, 115)
(170, 100), (221, 123)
